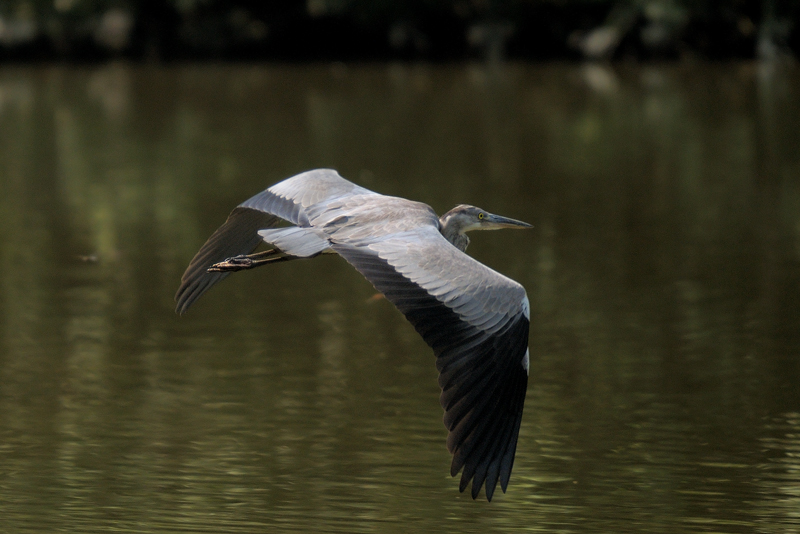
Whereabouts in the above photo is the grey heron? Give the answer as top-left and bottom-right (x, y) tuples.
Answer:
(175, 169), (532, 501)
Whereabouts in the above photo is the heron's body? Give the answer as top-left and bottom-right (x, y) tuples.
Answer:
(176, 169), (532, 501)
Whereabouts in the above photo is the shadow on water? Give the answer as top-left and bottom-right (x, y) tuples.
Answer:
(0, 62), (799, 532)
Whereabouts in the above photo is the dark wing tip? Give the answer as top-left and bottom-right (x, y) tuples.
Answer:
(444, 316), (529, 501)
(175, 271), (228, 315)
(175, 207), (281, 314)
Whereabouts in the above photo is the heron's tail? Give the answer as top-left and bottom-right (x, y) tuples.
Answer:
(257, 226), (331, 258)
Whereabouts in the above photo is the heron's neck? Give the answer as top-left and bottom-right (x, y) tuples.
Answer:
(440, 221), (470, 252)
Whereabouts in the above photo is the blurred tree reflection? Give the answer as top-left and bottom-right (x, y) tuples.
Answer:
(0, 0), (798, 60)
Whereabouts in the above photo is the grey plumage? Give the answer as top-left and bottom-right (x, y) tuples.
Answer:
(175, 169), (532, 501)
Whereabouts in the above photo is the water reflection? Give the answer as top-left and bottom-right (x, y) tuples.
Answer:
(0, 62), (799, 532)
(759, 412), (800, 528)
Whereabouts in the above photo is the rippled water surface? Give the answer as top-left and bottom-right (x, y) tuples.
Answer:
(1, 63), (799, 533)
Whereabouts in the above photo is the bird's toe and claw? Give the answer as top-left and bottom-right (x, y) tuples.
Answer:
(207, 249), (291, 272)
(208, 254), (257, 272)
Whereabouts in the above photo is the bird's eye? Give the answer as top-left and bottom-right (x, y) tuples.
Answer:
(478, 213), (484, 220)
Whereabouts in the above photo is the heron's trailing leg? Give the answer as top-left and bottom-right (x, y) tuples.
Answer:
(208, 249), (293, 272)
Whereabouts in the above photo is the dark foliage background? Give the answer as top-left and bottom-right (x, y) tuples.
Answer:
(0, 0), (797, 62)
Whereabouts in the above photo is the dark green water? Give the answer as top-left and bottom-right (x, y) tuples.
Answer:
(1, 62), (799, 533)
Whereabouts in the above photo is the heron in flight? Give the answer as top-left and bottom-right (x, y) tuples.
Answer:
(175, 169), (532, 501)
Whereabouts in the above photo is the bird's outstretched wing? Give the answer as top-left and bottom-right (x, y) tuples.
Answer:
(331, 227), (529, 501)
(175, 170), (372, 313)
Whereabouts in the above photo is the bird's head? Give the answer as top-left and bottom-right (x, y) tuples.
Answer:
(439, 204), (532, 251)
(441, 204), (532, 233)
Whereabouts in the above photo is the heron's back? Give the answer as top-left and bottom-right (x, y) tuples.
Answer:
(310, 195), (441, 244)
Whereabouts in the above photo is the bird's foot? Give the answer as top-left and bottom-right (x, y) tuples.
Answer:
(207, 249), (289, 272)
(208, 255), (256, 272)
